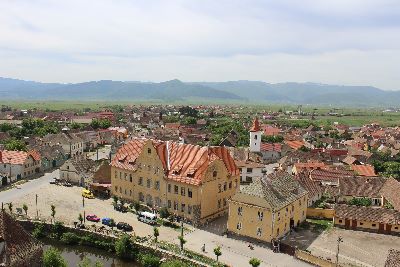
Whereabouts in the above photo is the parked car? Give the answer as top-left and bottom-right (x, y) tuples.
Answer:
(114, 204), (127, 213)
(49, 178), (58, 184)
(86, 214), (100, 222)
(82, 189), (94, 199)
(116, 222), (132, 232)
(137, 211), (157, 225)
(101, 217), (115, 226)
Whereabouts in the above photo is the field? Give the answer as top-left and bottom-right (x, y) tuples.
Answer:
(1, 100), (400, 126)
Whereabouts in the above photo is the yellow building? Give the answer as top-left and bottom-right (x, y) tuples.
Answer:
(334, 204), (400, 235)
(111, 138), (239, 224)
(227, 171), (308, 242)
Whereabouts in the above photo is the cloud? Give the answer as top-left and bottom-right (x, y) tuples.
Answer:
(0, 0), (399, 89)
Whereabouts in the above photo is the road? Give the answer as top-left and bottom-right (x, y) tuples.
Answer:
(0, 169), (59, 204)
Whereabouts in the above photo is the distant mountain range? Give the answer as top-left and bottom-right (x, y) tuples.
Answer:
(0, 77), (399, 106)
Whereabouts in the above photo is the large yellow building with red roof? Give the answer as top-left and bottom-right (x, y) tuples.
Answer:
(111, 138), (240, 224)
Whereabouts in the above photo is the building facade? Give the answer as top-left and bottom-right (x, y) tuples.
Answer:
(111, 138), (240, 224)
(227, 171), (308, 242)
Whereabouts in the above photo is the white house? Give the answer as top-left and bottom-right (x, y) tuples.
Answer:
(0, 150), (41, 184)
(235, 160), (264, 184)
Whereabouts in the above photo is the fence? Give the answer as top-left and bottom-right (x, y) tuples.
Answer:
(295, 249), (338, 267)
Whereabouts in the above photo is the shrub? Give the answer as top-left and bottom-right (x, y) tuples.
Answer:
(61, 232), (80, 245)
(52, 221), (65, 239)
(139, 253), (161, 267)
(159, 207), (170, 219)
(32, 222), (46, 239)
(160, 260), (189, 267)
(115, 234), (137, 260)
(43, 247), (67, 267)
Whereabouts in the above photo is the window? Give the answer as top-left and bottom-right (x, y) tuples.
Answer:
(277, 212), (280, 221)
(218, 199), (221, 209)
(129, 174), (133, 182)
(119, 187), (122, 193)
(359, 222), (363, 226)
(139, 192), (144, 202)
(229, 181), (232, 189)
(124, 173), (127, 180)
(174, 201), (178, 210)
(338, 220), (342, 223)
(234, 179), (238, 188)
(130, 190), (132, 196)
(138, 177), (143, 185)
(218, 184), (221, 193)
(146, 179), (151, 188)
(223, 198), (227, 207)
(155, 181), (160, 190)
(254, 135), (258, 140)
(188, 188), (193, 198)
(256, 227), (262, 236)
(258, 211), (263, 221)
(115, 186), (118, 192)
(188, 205), (192, 214)
(395, 226), (399, 230)
(223, 182), (227, 191)
(213, 170), (217, 177)
(124, 189), (127, 195)
(181, 187), (186, 196)
(119, 172), (122, 179)
(147, 148), (151, 154)
(168, 200), (172, 208)
(247, 168), (253, 173)
(238, 207), (243, 216)
(168, 184), (171, 193)
(174, 185), (179, 194)
(237, 222), (242, 230)
(372, 224), (376, 227)
(181, 203), (186, 212)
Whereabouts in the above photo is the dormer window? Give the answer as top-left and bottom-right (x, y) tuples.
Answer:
(147, 148), (151, 154)
(213, 171), (218, 177)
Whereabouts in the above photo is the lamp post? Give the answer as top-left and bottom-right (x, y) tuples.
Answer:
(336, 236), (343, 267)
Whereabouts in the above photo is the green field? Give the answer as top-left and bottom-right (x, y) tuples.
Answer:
(1, 100), (400, 127)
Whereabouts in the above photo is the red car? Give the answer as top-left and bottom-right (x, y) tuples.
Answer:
(86, 214), (100, 222)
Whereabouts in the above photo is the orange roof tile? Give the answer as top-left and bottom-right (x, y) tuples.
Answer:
(351, 164), (377, 177)
(285, 140), (305, 150)
(0, 150), (40, 165)
(111, 138), (239, 186)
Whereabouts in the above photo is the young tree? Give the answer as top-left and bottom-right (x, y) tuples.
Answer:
(78, 213), (84, 225)
(50, 204), (56, 223)
(112, 196), (119, 207)
(213, 246), (222, 262)
(22, 203), (28, 216)
(8, 202), (13, 214)
(153, 227), (159, 243)
(43, 247), (67, 267)
(178, 235), (186, 251)
(109, 218), (115, 230)
(249, 258), (261, 267)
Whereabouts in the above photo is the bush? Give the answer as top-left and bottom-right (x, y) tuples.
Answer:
(60, 232), (80, 245)
(347, 197), (372, 207)
(139, 253), (161, 267)
(115, 234), (137, 260)
(32, 222), (46, 239)
(160, 260), (189, 267)
(43, 247), (67, 267)
(159, 207), (170, 219)
(52, 221), (65, 239)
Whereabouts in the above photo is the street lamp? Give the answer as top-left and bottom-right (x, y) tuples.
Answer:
(336, 236), (343, 267)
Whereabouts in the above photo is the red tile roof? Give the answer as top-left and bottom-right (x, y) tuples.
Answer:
(0, 150), (40, 165)
(285, 140), (305, 150)
(111, 138), (239, 186)
(263, 125), (281, 136)
(249, 118), (261, 132)
(310, 168), (354, 183)
(351, 164), (377, 177)
(260, 143), (282, 152)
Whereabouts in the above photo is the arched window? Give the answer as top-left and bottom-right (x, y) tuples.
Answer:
(139, 192), (144, 202)
(147, 148), (151, 154)
(213, 171), (217, 177)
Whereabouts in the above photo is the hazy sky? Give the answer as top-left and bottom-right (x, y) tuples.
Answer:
(1, 0), (399, 89)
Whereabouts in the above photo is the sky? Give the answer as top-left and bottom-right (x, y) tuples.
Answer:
(0, 0), (399, 90)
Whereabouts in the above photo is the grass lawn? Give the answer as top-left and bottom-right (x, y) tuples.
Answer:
(306, 218), (333, 232)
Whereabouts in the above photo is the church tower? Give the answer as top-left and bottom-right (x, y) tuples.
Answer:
(249, 117), (261, 152)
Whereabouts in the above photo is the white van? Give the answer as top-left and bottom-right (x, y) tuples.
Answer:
(137, 211), (157, 225)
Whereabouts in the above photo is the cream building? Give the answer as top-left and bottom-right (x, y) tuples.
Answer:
(227, 171), (308, 242)
(111, 138), (240, 224)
